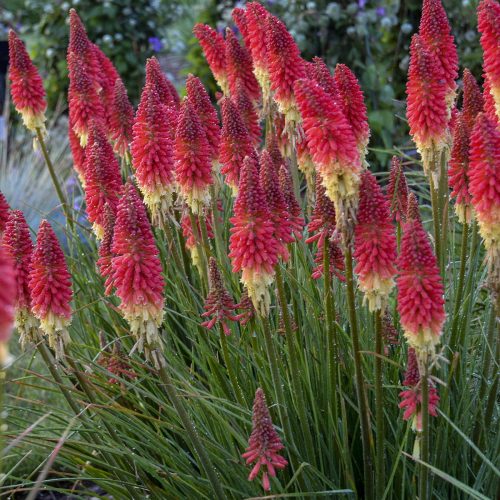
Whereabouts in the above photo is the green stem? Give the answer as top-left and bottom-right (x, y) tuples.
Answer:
(210, 185), (229, 271)
(35, 128), (73, 229)
(374, 310), (385, 499)
(188, 210), (208, 291)
(158, 364), (226, 500)
(345, 247), (374, 499)
(161, 217), (186, 275)
(219, 324), (246, 406)
(429, 176), (441, 272)
(419, 360), (430, 500)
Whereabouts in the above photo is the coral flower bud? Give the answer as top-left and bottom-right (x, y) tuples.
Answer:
(186, 74), (221, 163)
(294, 78), (361, 242)
(0, 191), (11, 237)
(235, 288), (256, 326)
(311, 57), (337, 98)
(354, 171), (398, 311)
(219, 97), (254, 193)
(397, 200), (445, 353)
(406, 34), (449, 182)
(242, 388), (288, 491)
(132, 85), (175, 224)
(83, 122), (122, 239)
(174, 99), (213, 213)
(145, 57), (180, 110)
(478, 0), (500, 120)
(109, 77), (134, 158)
(97, 203), (116, 296)
(0, 246), (15, 366)
(193, 24), (229, 94)
(181, 207), (214, 272)
(68, 118), (87, 184)
(229, 155), (281, 316)
(278, 164), (304, 240)
(8, 30), (47, 133)
(225, 28), (261, 104)
(3, 210), (38, 349)
(111, 183), (165, 366)
(233, 82), (261, 146)
(29, 221), (72, 359)
(462, 69), (484, 129)
(387, 156), (409, 223)
(201, 257), (241, 335)
(399, 348), (440, 431)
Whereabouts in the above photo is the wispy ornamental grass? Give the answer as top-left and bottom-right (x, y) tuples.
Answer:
(1, 1), (499, 499)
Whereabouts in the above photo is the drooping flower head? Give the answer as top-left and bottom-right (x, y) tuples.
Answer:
(111, 182), (165, 367)
(278, 164), (304, 239)
(186, 74), (221, 163)
(3, 210), (38, 348)
(68, 118), (87, 184)
(180, 206), (214, 273)
(29, 221), (72, 359)
(132, 84), (175, 224)
(294, 78), (361, 244)
(201, 257), (241, 335)
(387, 156), (409, 223)
(0, 191), (11, 237)
(354, 171), (398, 311)
(266, 14), (306, 133)
(193, 24), (229, 94)
(8, 31), (47, 133)
(225, 28), (261, 104)
(229, 155), (281, 316)
(233, 81), (261, 146)
(397, 198), (445, 354)
(399, 348), (440, 431)
(97, 337), (137, 388)
(145, 57), (180, 110)
(109, 77), (134, 157)
(174, 99), (213, 213)
(242, 388), (288, 491)
(406, 34), (449, 182)
(478, 0), (500, 120)
(0, 246), (15, 366)
(235, 288), (256, 327)
(96, 203), (116, 296)
(83, 121), (122, 238)
(219, 97), (254, 193)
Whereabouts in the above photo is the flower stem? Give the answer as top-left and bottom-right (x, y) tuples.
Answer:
(429, 176), (441, 272)
(418, 359), (430, 500)
(219, 324), (246, 406)
(188, 210), (208, 291)
(345, 246), (374, 499)
(374, 309), (385, 499)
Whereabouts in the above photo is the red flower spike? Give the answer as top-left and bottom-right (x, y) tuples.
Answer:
(110, 77), (134, 158)
(294, 78), (361, 241)
(83, 122), (122, 239)
(462, 69), (484, 130)
(0, 246), (15, 366)
(387, 156), (409, 223)
(225, 28), (261, 104)
(354, 171), (398, 311)
(311, 57), (337, 98)
(483, 76), (499, 124)
(193, 24), (229, 94)
(310, 230), (345, 281)
(97, 203), (116, 296)
(93, 44), (120, 129)
(145, 57), (180, 110)
(266, 14), (306, 129)
(407, 192), (421, 222)
(232, 8), (250, 41)
(278, 164), (304, 240)
(478, 0), (500, 120)
(8, 31), (47, 133)
(233, 81), (261, 146)
(235, 288), (256, 327)
(111, 183), (165, 366)
(0, 191), (10, 237)
(229, 155), (281, 316)
(3, 210), (38, 348)
(29, 220), (72, 359)
(307, 174), (336, 237)
(186, 74), (221, 163)
(334, 64), (370, 157)
(260, 150), (293, 259)
(242, 388), (288, 491)
(68, 52), (106, 146)
(406, 34), (449, 181)
(296, 137), (315, 191)
(419, 0), (458, 99)
(397, 205), (445, 353)
(181, 207), (214, 272)
(132, 84), (176, 224)
(468, 113), (500, 269)
(201, 257), (241, 335)
(174, 99), (213, 213)
(68, 118), (86, 184)
(399, 348), (440, 431)
(97, 340), (137, 387)
(382, 310), (399, 353)
(219, 97), (254, 193)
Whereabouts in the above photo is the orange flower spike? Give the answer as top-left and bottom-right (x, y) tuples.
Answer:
(8, 31), (47, 134)
(0, 246), (15, 366)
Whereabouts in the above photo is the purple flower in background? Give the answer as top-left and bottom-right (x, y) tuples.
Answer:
(148, 37), (163, 53)
(358, 0), (367, 9)
(376, 6), (386, 16)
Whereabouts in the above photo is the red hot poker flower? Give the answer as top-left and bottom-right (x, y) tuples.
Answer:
(242, 388), (288, 491)
(397, 201), (445, 353)
(145, 57), (180, 110)
(235, 288), (256, 327)
(193, 24), (229, 94)
(0, 246), (15, 366)
(387, 156), (409, 223)
(132, 84), (175, 224)
(311, 57), (337, 98)
(29, 221), (72, 359)
(354, 171), (398, 311)
(278, 164), (304, 240)
(97, 203), (116, 296)
(93, 44), (119, 129)
(462, 69), (484, 130)
(0, 191), (11, 237)
(109, 77), (134, 158)
(483, 75), (499, 124)
(111, 183), (165, 366)
(229, 155), (281, 316)
(68, 118), (87, 184)
(174, 99), (213, 213)
(219, 97), (254, 193)
(83, 122), (122, 239)
(233, 81), (261, 146)
(3, 210), (38, 348)
(8, 31), (47, 134)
